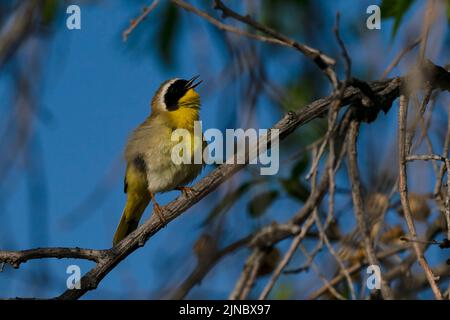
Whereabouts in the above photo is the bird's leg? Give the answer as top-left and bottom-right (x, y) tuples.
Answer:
(176, 186), (197, 197)
(149, 192), (167, 226)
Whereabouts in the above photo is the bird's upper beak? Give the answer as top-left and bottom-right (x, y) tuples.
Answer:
(185, 75), (202, 90)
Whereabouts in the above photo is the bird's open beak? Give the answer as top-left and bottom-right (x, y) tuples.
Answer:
(186, 75), (202, 90)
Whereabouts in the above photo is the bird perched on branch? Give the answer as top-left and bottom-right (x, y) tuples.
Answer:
(113, 76), (204, 245)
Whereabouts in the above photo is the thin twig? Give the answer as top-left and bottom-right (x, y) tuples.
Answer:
(418, 0), (436, 63)
(313, 208), (356, 299)
(445, 159), (450, 240)
(169, 235), (251, 299)
(406, 154), (447, 162)
(258, 213), (316, 300)
(397, 93), (443, 300)
(305, 12), (350, 180)
(239, 251), (264, 299)
(299, 245), (346, 300)
(347, 120), (394, 299)
(212, 0), (338, 87)
(229, 249), (264, 300)
(433, 103), (450, 196)
(170, 1), (294, 49)
(382, 37), (421, 79)
(122, 0), (160, 41)
(308, 244), (411, 299)
(0, 1), (40, 69)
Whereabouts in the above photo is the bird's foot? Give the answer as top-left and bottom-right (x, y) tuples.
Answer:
(176, 186), (197, 198)
(152, 201), (167, 226)
(149, 192), (167, 226)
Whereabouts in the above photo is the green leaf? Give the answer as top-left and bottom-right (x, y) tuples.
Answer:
(447, 0), (450, 24)
(247, 190), (279, 218)
(380, 0), (415, 38)
(291, 154), (309, 179)
(157, 3), (179, 67)
(273, 282), (294, 299)
(42, 0), (60, 26)
(202, 181), (261, 225)
(279, 178), (309, 202)
(281, 78), (315, 111)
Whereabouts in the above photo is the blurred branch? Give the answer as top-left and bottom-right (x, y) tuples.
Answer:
(122, 0), (160, 41)
(384, 216), (444, 283)
(406, 263), (450, 294)
(245, 109), (351, 300)
(347, 120), (394, 299)
(257, 213), (316, 300)
(229, 249), (265, 300)
(170, 234), (251, 300)
(308, 243), (411, 299)
(213, 0), (337, 87)
(0, 1), (40, 68)
(418, 0), (436, 63)
(171, 0), (337, 87)
(170, 0), (283, 44)
(381, 37), (421, 79)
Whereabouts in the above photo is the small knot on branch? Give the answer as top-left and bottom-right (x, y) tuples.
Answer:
(347, 77), (398, 123)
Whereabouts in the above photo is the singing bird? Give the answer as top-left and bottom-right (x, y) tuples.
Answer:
(113, 76), (204, 245)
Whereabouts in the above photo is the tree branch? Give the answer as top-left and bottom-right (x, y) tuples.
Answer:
(397, 93), (443, 300)
(0, 247), (107, 268)
(0, 1), (41, 69)
(171, 0), (337, 87)
(122, 0), (160, 41)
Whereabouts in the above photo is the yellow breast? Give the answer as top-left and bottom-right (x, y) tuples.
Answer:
(167, 107), (199, 131)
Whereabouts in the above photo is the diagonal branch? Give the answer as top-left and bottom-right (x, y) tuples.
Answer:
(170, 0), (289, 47)
(0, 1), (41, 69)
(171, 0), (337, 87)
(122, 0), (160, 41)
(170, 235), (251, 300)
(212, 0), (337, 87)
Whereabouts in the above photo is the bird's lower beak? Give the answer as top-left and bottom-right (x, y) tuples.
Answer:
(186, 75), (202, 90)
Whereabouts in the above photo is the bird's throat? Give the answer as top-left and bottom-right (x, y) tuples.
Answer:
(167, 107), (200, 131)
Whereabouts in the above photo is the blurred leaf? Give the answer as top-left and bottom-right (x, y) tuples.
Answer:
(273, 282), (294, 299)
(281, 77), (315, 111)
(257, 247), (280, 277)
(261, 0), (311, 36)
(447, 0), (450, 24)
(277, 155), (310, 202)
(247, 190), (279, 218)
(42, 0), (60, 26)
(202, 180), (261, 225)
(291, 154), (309, 179)
(157, 3), (179, 67)
(380, 0), (415, 38)
(279, 178), (309, 202)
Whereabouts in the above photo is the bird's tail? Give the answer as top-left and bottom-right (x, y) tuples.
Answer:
(113, 193), (150, 245)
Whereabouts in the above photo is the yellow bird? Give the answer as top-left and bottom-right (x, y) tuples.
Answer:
(113, 76), (204, 245)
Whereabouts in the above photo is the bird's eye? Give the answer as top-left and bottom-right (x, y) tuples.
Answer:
(164, 79), (189, 111)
